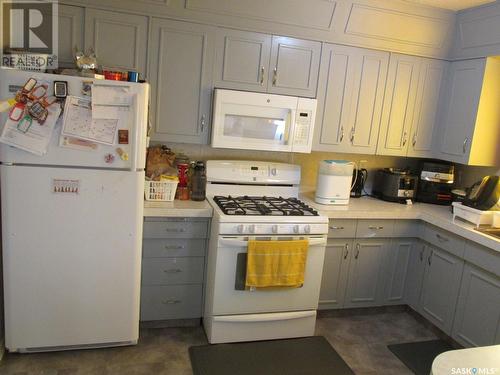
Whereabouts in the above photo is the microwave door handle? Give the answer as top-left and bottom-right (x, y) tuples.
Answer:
(284, 109), (295, 146)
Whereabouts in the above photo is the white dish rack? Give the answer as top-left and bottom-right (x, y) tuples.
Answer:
(452, 202), (496, 227)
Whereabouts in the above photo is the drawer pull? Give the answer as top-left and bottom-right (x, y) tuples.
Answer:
(162, 299), (181, 304)
(420, 247), (425, 262)
(163, 268), (182, 274)
(344, 244), (349, 259)
(435, 233), (449, 242)
(355, 243), (360, 259)
(329, 226), (345, 230)
(165, 228), (185, 233)
(164, 245), (185, 250)
(368, 226), (384, 230)
(428, 250), (433, 266)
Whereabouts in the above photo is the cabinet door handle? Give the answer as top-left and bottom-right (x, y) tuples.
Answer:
(339, 126), (344, 143)
(412, 133), (417, 147)
(344, 243), (349, 259)
(435, 233), (449, 242)
(368, 226), (384, 230)
(162, 299), (181, 304)
(164, 245), (185, 250)
(164, 268), (182, 274)
(272, 67), (278, 85)
(355, 243), (360, 259)
(329, 225), (345, 230)
(402, 131), (408, 146)
(260, 66), (265, 85)
(350, 128), (355, 143)
(420, 247), (424, 262)
(428, 250), (433, 266)
(200, 115), (206, 133)
(165, 228), (185, 233)
(463, 138), (468, 154)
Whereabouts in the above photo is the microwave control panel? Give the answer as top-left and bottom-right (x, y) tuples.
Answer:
(292, 98), (317, 153)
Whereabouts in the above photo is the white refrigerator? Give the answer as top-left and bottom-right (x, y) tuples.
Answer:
(0, 69), (149, 352)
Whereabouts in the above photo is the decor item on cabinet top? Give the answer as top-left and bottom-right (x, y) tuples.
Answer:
(315, 160), (356, 205)
(372, 168), (418, 204)
(416, 160), (455, 206)
(211, 89), (317, 153)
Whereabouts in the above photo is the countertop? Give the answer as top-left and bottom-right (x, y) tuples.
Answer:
(431, 345), (500, 375)
(143, 199), (213, 218)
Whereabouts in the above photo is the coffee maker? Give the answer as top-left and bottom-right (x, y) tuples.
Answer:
(416, 161), (454, 205)
(351, 168), (367, 198)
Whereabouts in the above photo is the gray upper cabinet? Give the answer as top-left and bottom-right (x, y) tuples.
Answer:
(214, 28), (271, 92)
(407, 58), (448, 158)
(267, 36), (321, 98)
(84, 9), (148, 76)
(419, 246), (464, 334)
(58, 5), (84, 68)
(452, 264), (500, 347)
(377, 54), (420, 157)
(149, 19), (215, 144)
(319, 239), (351, 310)
(313, 44), (389, 154)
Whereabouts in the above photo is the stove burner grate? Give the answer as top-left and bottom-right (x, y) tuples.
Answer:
(213, 195), (319, 216)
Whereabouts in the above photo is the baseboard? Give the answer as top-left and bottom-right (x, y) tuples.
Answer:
(140, 318), (201, 329)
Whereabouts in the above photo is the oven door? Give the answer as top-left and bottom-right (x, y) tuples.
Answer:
(211, 235), (326, 315)
(211, 89), (298, 152)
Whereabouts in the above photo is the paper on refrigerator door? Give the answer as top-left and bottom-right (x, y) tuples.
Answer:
(61, 96), (118, 145)
(92, 85), (132, 106)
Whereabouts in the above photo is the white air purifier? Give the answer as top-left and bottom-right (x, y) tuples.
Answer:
(315, 160), (355, 205)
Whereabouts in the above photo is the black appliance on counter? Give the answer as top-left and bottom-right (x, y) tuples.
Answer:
(463, 175), (500, 211)
(351, 168), (367, 198)
(416, 161), (454, 205)
(372, 168), (418, 203)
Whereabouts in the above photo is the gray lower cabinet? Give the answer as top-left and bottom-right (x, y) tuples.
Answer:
(148, 19), (215, 144)
(344, 239), (390, 308)
(58, 5), (84, 68)
(452, 264), (500, 347)
(141, 218), (209, 322)
(404, 241), (428, 310)
(384, 239), (414, 305)
(419, 246), (464, 334)
(318, 239), (351, 310)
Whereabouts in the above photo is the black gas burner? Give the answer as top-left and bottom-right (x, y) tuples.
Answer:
(213, 195), (319, 216)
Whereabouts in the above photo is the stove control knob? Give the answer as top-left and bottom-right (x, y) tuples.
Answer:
(271, 168), (277, 176)
(293, 225), (299, 234)
(236, 224), (244, 234)
(272, 225), (278, 234)
(248, 224), (256, 234)
(304, 225), (311, 234)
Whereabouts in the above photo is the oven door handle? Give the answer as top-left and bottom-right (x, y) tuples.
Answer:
(218, 237), (327, 247)
(212, 310), (315, 323)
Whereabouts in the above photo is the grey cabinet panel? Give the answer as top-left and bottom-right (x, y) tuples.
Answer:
(313, 44), (389, 154)
(452, 264), (500, 347)
(384, 239), (413, 304)
(344, 239), (389, 308)
(377, 54), (420, 156)
(58, 5), (84, 68)
(393, 220), (421, 238)
(407, 58), (448, 158)
(423, 224), (465, 259)
(214, 28), (271, 92)
(319, 239), (351, 310)
(140, 284), (203, 321)
(267, 36), (321, 98)
(149, 19), (215, 144)
(327, 219), (357, 239)
(419, 246), (464, 334)
(143, 219), (208, 239)
(142, 257), (205, 285)
(404, 241), (428, 311)
(464, 241), (500, 278)
(142, 239), (207, 258)
(84, 9), (148, 76)
(355, 220), (394, 238)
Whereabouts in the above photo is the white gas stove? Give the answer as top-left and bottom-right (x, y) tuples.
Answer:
(203, 160), (329, 344)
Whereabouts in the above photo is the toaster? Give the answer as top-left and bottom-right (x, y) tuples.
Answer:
(372, 168), (418, 203)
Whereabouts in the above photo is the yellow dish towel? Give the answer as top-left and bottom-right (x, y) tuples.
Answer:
(245, 239), (309, 289)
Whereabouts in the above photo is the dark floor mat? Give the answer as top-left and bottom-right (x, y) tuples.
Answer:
(388, 339), (454, 375)
(189, 336), (354, 375)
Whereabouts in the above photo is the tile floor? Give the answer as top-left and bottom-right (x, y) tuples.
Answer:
(0, 310), (440, 375)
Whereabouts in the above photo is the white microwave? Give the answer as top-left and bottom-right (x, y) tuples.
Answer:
(211, 89), (317, 153)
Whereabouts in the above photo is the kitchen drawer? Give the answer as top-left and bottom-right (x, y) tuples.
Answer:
(327, 219), (357, 238)
(393, 220), (421, 237)
(143, 239), (207, 258)
(423, 224), (465, 258)
(142, 257), (205, 285)
(140, 284), (203, 321)
(143, 219), (208, 239)
(463, 241), (500, 277)
(356, 220), (394, 238)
